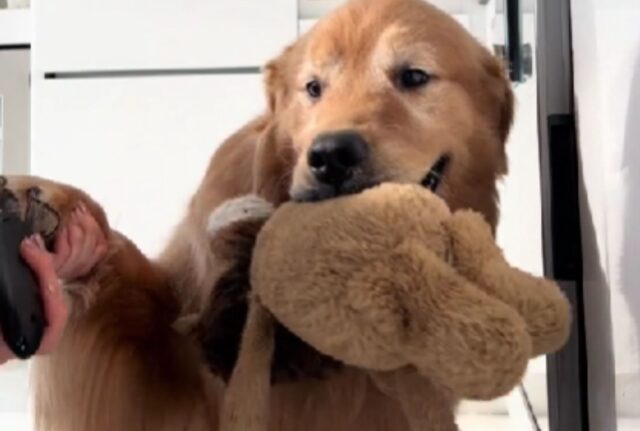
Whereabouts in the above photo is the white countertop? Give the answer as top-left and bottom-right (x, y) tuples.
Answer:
(0, 9), (31, 46)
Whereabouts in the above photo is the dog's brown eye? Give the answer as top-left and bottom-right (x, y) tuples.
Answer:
(306, 80), (323, 100)
(397, 68), (431, 90)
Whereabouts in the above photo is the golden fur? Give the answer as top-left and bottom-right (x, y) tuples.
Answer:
(2, 0), (514, 430)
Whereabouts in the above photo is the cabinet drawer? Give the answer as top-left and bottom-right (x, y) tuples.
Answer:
(32, 74), (265, 256)
(34, 0), (297, 72)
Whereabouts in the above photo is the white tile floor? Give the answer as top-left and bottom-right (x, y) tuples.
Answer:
(458, 414), (541, 431)
(459, 415), (640, 431)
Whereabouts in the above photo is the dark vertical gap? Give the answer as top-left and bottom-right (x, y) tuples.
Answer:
(542, 115), (590, 431)
(505, 0), (524, 82)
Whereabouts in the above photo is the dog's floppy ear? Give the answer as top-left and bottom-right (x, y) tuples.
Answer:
(482, 54), (515, 146)
(259, 42), (300, 202)
(263, 43), (299, 114)
(252, 122), (294, 205)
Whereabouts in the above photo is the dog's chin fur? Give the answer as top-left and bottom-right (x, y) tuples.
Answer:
(292, 160), (447, 202)
(30, 0), (514, 430)
(291, 180), (381, 202)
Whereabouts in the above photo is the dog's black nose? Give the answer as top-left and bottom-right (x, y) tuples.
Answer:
(308, 131), (369, 186)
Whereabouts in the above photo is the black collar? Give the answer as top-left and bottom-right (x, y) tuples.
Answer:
(421, 154), (450, 192)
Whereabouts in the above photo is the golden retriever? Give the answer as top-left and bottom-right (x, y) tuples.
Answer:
(1, 0), (513, 429)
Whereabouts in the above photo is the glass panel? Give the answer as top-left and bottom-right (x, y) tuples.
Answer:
(571, 1), (640, 430)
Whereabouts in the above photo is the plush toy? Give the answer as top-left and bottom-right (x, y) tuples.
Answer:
(190, 183), (571, 431)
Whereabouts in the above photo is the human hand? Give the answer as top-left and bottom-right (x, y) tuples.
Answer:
(0, 204), (108, 364)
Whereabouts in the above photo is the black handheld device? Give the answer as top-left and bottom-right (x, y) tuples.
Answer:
(0, 211), (45, 359)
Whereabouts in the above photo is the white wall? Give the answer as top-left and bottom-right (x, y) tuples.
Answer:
(571, 0), (640, 427)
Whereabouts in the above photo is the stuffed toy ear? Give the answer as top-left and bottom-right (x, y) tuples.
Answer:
(191, 195), (274, 380)
(173, 195), (272, 339)
(220, 297), (275, 431)
(444, 210), (571, 356)
(206, 195), (275, 239)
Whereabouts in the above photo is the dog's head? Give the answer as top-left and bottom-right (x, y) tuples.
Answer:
(258, 0), (513, 228)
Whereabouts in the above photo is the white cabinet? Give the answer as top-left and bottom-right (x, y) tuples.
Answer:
(31, 74), (265, 257)
(34, 0), (297, 72)
(31, 0), (292, 257)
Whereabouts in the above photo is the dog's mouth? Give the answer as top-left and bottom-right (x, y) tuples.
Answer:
(292, 154), (451, 202)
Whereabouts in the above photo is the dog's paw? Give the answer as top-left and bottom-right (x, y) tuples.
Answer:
(0, 176), (108, 248)
(0, 176), (63, 244)
(207, 195), (274, 238)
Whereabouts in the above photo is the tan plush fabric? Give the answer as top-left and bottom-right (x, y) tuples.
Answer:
(443, 211), (572, 356)
(220, 184), (571, 431)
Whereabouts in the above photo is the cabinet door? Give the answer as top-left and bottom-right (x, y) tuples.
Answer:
(32, 74), (264, 257)
(34, 0), (297, 72)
